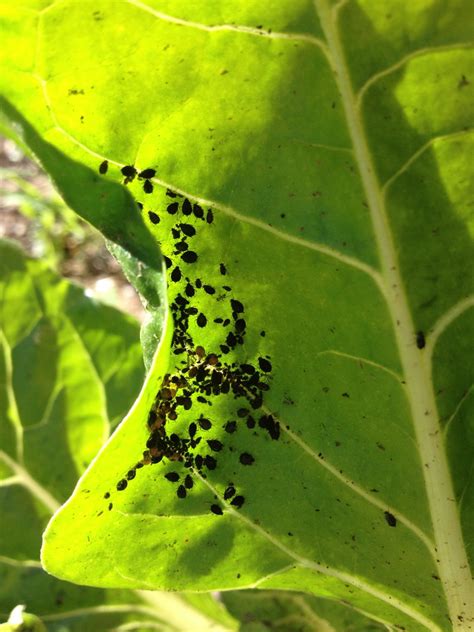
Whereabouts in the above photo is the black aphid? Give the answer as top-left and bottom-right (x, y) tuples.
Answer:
(108, 503), (113, 511)
(195, 278), (202, 288)
(137, 202), (143, 210)
(165, 472), (180, 482)
(203, 285), (215, 295)
(99, 160), (108, 174)
(240, 452), (254, 466)
(416, 331), (425, 349)
(182, 198), (192, 215)
(219, 263), (227, 275)
(231, 495), (245, 508)
(193, 203), (204, 218)
(199, 417), (212, 430)
(197, 313), (207, 327)
(235, 319), (246, 333)
(104, 492), (110, 499)
(181, 251), (198, 263)
(175, 240), (189, 252)
(384, 511), (397, 527)
(167, 202), (179, 215)
(222, 286), (231, 292)
(224, 421), (237, 433)
(180, 224), (196, 238)
(163, 255), (172, 268)
(126, 469), (136, 480)
(231, 299), (244, 313)
(224, 485), (236, 500)
(206, 209), (214, 223)
(177, 485), (187, 498)
(210, 504), (223, 515)
(205, 455), (217, 470)
(143, 180), (153, 194)
(121, 165), (136, 178)
(184, 474), (193, 489)
(188, 422), (197, 438)
(237, 408), (248, 418)
(166, 189), (178, 198)
(220, 344), (229, 354)
(171, 266), (182, 282)
(148, 211), (160, 224)
(258, 357), (272, 373)
(246, 416), (256, 428)
(116, 479), (128, 491)
(139, 168), (156, 179)
(207, 439), (223, 452)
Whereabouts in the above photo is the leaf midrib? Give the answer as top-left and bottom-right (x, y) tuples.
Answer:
(313, 0), (474, 628)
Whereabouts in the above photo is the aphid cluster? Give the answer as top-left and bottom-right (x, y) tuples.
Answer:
(101, 162), (277, 516)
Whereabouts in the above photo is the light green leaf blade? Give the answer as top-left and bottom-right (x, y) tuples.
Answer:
(1, 2), (472, 631)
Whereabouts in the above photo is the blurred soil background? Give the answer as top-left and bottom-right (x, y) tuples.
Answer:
(0, 136), (145, 321)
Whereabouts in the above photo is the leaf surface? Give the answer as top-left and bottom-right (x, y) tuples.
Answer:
(0, 2), (473, 631)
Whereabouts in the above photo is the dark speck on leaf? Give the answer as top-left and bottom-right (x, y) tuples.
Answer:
(207, 439), (223, 452)
(224, 485), (236, 500)
(139, 168), (156, 179)
(205, 455), (217, 469)
(181, 223), (196, 237)
(210, 504), (223, 515)
(219, 263), (227, 275)
(240, 452), (254, 466)
(231, 299), (244, 313)
(182, 251), (198, 264)
(184, 474), (193, 489)
(165, 472), (180, 482)
(171, 266), (182, 282)
(177, 485), (186, 498)
(104, 492), (110, 499)
(167, 202), (179, 215)
(116, 479), (127, 491)
(224, 420), (237, 433)
(342, 392), (350, 398)
(148, 211), (160, 224)
(197, 313), (207, 327)
(182, 198), (192, 215)
(384, 510), (397, 527)
(143, 180), (153, 194)
(416, 330), (425, 349)
(126, 469), (136, 480)
(206, 209), (214, 223)
(121, 165), (136, 178)
(231, 495), (245, 508)
(163, 255), (172, 269)
(258, 357), (272, 373)
(99, 160), (108, 174)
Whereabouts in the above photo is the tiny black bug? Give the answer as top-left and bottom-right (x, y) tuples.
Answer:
(205, 455), (217, 470)
(235, 319), (246, 333)
(416, 331), (425, 349)
(237, 408), (248, 418)
(231, 299), (244, 313)
(193, 203), (204, 218)
(116, 479), (128, 491)
(224, 420), (237, 433)
(207, 439), (223, 452)
(206, 209), (214, 224)
(121, 165), (136, 178)
(163, 256), (172, 269)
(143, 180), (153, 194)
(167, 202), (179, 215)
(180, 223), (196, 237)
(210, 504), (223, 515)
(197, 313), (207, 327)
(171, 266), (182, 282)
(165, 472), (180, 482)
(384, 510), (397, 527)
(258, 357), (272, 373)
(126, 469), (136, 480)
(181, 251), (198, 264)
(203, 285), (215, 295)
(231, 495), (245, 508)
(219, 263), (227, 275)
(177, 485), (187, 498)
(166, 189), (178, 198)
(240, 452), (254, 466)
(139, 168), (156, 179)
(148, 211), (160, 224)
(199, 417), (212, 430)
(185, 283), (195, 297)
(184, 474), (193, 489)
(182, 199), (192, 215)
(246, 416), (256, 429)
(104, 492), (110, 499)
(224, 485), (236, 500)
(99, 160), (108, 174)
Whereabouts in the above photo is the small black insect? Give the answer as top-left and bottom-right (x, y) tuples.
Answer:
(171, 266), (182, 282)
(177, 485), (187, 498)
(246, 416), (256, 429)
(99, 159), (108, 174)
(165, 472), (180, 482)
(143, 180), (153, 194)
(205, 455), (217, 470)
(219, 263), (227, 275)
(137, 202), (143, 210)
(126, 469), (136, 480)
(231, 299), (244, 313)
(116, 479), (128, 491)
(237, 408), (248, 418)
(121, 165), (136, 179)
(210, 504), (223, 515)
(193, 203), (204, 218)
(258, 357), (272, 373)
(181, 223), (196, 237)
(224, 420), (237, 433)
(148, 211), (160, 224)
(195, 278), (202, 288)
(184, 474), (193, 489)
(231, 495), (245, 508)
(384, 510), (397, 527)
(163, 255), (172, 269)
(185, 283), (195, 297)
(199, 417), (212, 430)
(197, 313), (207, 327)
(240, 452), (254, 466)
(167, 202), (179, 215)
(166, 189), (178, 198)
(104, 492), (110, 499)
(181, 251), (198, 264)
(235, 318), (246, 333)
(188, 422), (197, 438)
(206, 209), (214, 224)
(416, 330), (426, 349)
(139, 168), (156, 179)
(203, 285), (215, 295)
(207, 439), (223, 452)
(182, 199), (192, 215)
(108, 502), (113, 511)
(224, 485), (236, 500)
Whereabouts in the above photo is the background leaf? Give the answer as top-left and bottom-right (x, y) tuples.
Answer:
(1, 2), (473, 631)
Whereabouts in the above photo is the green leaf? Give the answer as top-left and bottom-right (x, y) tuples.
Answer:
(1, 2), (473, 631)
